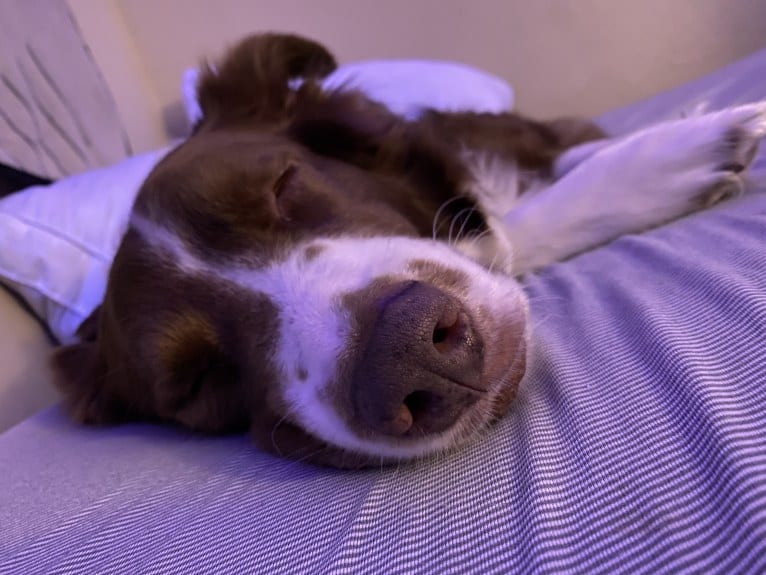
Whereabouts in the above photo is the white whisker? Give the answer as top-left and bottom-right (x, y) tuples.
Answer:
(448, 206), (476, 246)
(432, 196), (464, 240)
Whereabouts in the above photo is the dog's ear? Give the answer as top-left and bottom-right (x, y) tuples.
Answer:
(195, 33), (337, 130)
(50, 306), (124, 425)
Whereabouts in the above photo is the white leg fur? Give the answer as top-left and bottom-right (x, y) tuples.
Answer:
(553, 139), (615, 179)
(502, 101), (766, 274)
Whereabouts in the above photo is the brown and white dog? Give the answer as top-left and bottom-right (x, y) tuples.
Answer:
(51, 34), (766, 468)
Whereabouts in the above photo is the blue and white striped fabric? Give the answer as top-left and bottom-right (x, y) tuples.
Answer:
(2, 49), (766, 574)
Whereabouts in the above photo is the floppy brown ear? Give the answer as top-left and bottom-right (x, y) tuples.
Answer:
(195, 32), (337, 129)
(50, 307), (124, 425)
(51, 342), (107, 424)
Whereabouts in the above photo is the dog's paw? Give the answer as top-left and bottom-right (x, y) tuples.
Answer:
(713, 101), (766, 168)
(603, 100), (766, 211)
(700, 174), (744, 208)
(499, 102), (766, 274)
(691, 101), (766, 206)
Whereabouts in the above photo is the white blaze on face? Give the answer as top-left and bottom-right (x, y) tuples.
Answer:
(131, 215), (528, 459)
(244, 236), (528, 458)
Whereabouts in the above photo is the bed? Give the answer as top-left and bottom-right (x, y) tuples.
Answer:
(1, 10), (766, 575)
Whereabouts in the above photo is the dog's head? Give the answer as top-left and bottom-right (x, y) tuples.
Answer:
(51, 34), (529, 467)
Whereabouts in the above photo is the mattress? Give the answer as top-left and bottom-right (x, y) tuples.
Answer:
(2, 50), (766, 574)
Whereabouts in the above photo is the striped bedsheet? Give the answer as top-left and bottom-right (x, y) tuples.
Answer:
(1, 48), (766, 574)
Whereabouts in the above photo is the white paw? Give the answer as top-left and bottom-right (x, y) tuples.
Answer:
(680, 100), (765, 207)
(709, 101), (766, 168)
(579, 100), (766, 218)
(730, 101), (766, 137)
(500, 101), (766, 274)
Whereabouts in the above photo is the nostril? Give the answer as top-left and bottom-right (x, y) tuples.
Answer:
(403, 390), (443, 428)
(351, 280), (486, 438)
(432, 308), (465, 353)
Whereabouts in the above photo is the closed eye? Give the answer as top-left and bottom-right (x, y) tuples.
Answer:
(274, 164), (298, 199)
(188, 361), (214, 401)
(167, 357), (215, 411)
(273, 164), (299, 221)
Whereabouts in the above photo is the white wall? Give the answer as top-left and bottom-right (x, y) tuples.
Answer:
(70, 0), (766, 151)
(67, 0), (167, 153)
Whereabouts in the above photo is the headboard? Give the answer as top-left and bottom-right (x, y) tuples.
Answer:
(0, 0), (132, 179)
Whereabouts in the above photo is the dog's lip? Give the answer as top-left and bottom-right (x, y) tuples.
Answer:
(425, 370), (488, 394)
(441, 290), (527, 393)
(497, 333), (528, 385)
(485, 329), (528, 418)
(478, 311), (527, 380)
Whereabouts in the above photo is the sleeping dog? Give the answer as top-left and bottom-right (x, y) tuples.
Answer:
(52, 34), (765, 468)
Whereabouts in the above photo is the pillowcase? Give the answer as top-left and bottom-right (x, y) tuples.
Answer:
(0, 60), (514, 343)
(0, 149), (170, 342)
(182, 59), (513, 125)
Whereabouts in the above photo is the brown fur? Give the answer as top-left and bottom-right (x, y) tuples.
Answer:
(51, 33), (603, 468)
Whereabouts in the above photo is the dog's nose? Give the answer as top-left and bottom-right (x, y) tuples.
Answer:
(351, 281), (485, 437)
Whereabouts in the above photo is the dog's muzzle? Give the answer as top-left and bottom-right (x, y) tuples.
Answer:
(349, 280), (494, 438)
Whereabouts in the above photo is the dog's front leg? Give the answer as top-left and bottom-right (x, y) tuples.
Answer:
(502, 102), (766, 275)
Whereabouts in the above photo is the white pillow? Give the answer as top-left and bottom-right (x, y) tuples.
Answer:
(183, 59), (513, 124)
(1, 61), (514, 343)
(0, 149), (171, 343)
